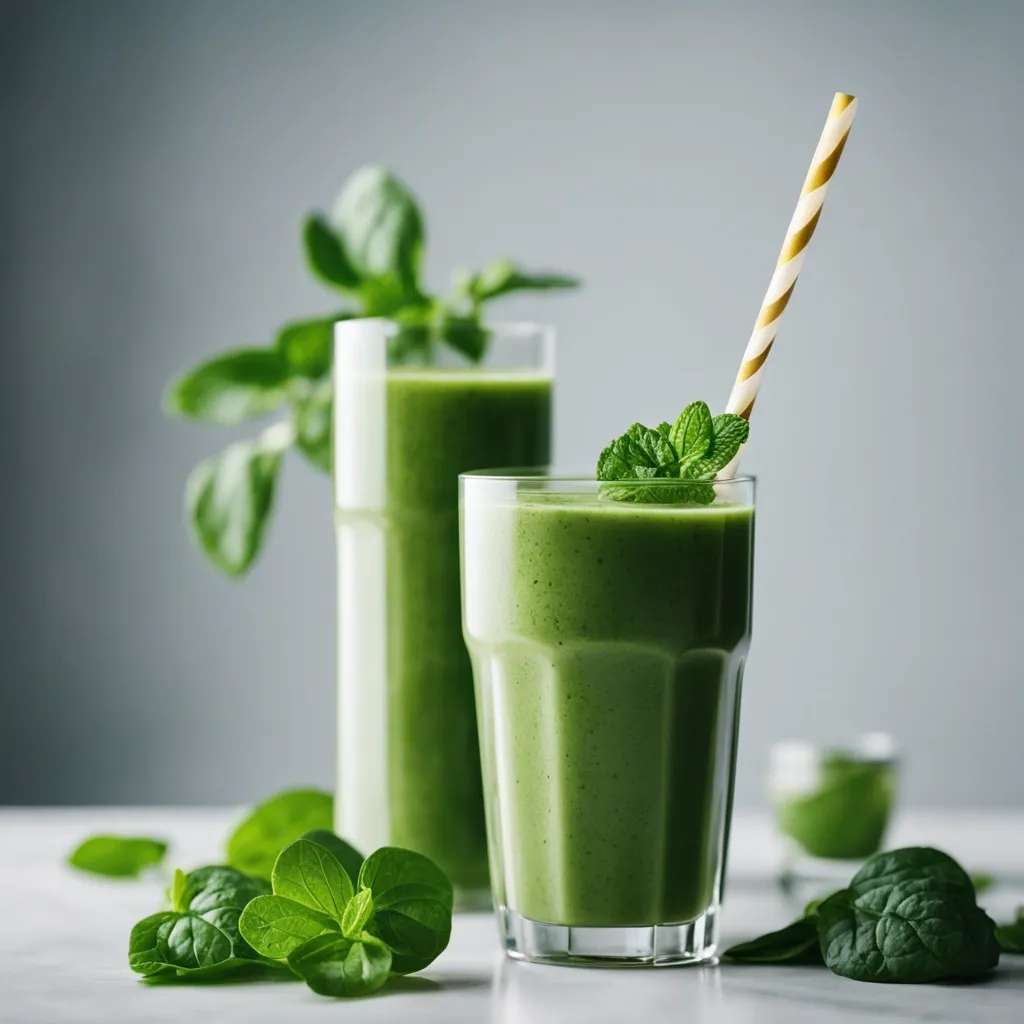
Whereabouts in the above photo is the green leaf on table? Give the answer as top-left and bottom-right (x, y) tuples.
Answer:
(128, 866), (274, 980)
(226, 788), (334, 880)
(292, 384), (332, 474)
(276, 313), (353, 380)
(340, 888), (375, 937)
(970, 873), (995, 896)
(357, 847), (453, 974)
(469, 257), (580, 302)
(237, 894), (339, 959)
(669, 401), (713, 467)
(287, 932), (392, 997)
(330, 165), (425, 314)
(818, 847), (1000, 983)
(164, 349), (289, 425)
(723, 915), (823, 965)
(303, 214), (361, 291)
(996, 907), (1024, 954)
(185, 427), (288, 578)
(68, 835), (168, 878)
(273, 838), (355, 918)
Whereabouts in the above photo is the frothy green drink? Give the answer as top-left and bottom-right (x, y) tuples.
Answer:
(334, 322), (553, 905)
(462, 480), (754, 945)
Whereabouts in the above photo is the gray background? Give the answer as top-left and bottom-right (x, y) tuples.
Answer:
(2, 0), (1022, 808)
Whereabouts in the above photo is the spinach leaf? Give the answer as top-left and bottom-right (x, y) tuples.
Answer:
(303, 214), (361, 291)
(292, 383), (332, 473)
(340, 889), (375, 937)
(287, 932), (392, 997)
(469, 258), (580, 302)
(164, 348), (289, 425)
(276, 312), (353, 380)
(272, 837), (354, 918)
(357, 847), (453, 974)
(128, 866), (273, 979)
(996, 908), (1024, 954)
(226, 788), (333, 879)
(300, 830), (364, 884)
(330, 166), (425, 314)
(185, 427), (288, 577)
(67, 835), (167, 878)
(723, 916), (823, 965)
(237, 894), (339, 959)
(818, 847), (1000, 983)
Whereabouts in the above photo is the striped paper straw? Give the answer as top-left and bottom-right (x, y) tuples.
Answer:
(720, 92), (857, 475)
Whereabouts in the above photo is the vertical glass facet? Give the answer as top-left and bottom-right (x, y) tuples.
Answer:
(333, 321), (554, 905)
(461, 472), (755, 964)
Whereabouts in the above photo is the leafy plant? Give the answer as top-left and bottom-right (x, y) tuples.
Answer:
(67, 835), (168, 878)
(238, 832), (453, 997)
(226, 788), (334, 880)
(129, 866), (280, 980)
(724, 847), (1001, 984)
(166, 165), (579, 576)
(597, 400), (749, 502)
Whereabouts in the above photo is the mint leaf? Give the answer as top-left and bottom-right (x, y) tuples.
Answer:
(818, 847), (1000, 983)
(340, 889), (375, 938)
(330, 165), (425, 314)
(164, 349), (289, 425)
(688, 413), (749, 477)
(357, 847), (453, 975)
(128, 866), (273, 979)
(303, 215), (360, 291)
(237, 894), (339, 959)
(227, 789), (334, 880)
(287, 932), (392, 998)
(440, 314), (489, 362)
(68, 835), (167, 878)
(276, 313), (353, 380)
(669, 401), (713, 466)
(272, 838), (354, 918)
(597, 423), (678, 481)
(723, 915), (823, 965)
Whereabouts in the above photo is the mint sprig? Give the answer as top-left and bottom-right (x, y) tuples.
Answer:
(596, 400), (749, 503)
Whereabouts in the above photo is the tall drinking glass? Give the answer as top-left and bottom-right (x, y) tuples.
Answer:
(333, 320), (554, 906)
(461, 472), (755, 964)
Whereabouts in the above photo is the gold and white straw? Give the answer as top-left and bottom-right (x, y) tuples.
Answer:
(720, 92), (857, 475)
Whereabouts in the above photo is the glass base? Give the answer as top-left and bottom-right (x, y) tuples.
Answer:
(499, 906), (719, 966)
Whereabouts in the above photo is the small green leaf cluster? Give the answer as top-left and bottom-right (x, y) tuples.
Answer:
(996, 907), (1024, 954)
(596, 400), (749, 503)
(724, 847), (1004, 984)
(165, 165), (579, 577)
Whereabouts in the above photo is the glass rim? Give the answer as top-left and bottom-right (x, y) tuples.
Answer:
(460, 467), (756, 485)
(337, 317), (555, 338)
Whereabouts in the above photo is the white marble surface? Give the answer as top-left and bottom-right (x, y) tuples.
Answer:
(2, 808), (1023, 1023)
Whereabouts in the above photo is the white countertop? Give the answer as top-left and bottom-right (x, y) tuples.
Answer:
(3, 808), (1023, 1023)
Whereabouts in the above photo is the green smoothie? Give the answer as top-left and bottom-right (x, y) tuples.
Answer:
(338, 370), (551, 897)
(464, 493), (754, 927)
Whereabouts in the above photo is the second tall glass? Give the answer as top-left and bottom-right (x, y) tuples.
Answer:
(333, 319), (554, 905)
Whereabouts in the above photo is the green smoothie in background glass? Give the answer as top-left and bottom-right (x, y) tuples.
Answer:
(333, 320), (553, 905)
(462, 435), (755, 965)
(769, 733), (898, 862)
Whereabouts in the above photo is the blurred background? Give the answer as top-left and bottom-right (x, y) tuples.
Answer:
(2, 0), (1022, 809)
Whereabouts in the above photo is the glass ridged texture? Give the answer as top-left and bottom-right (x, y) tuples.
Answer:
(461, 472), (755, 965)
(333, 321), (554, 908)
